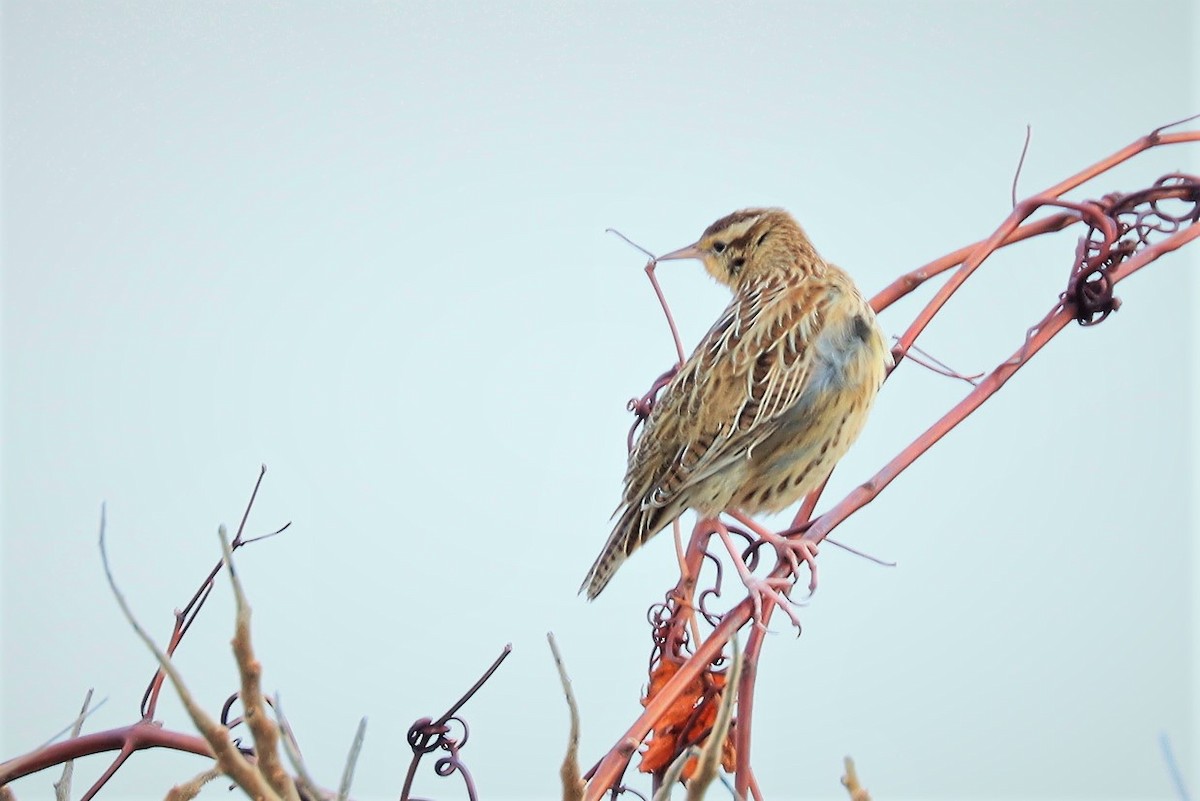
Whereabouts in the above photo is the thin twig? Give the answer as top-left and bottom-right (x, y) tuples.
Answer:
(143, 465), (290, 720)
(437, 645), (512, 728)
(652, 746), (700, 801)
(841, 756), (871, 801)
(274, 694), (325, 801)
(164, 767), (222, 801)
(547, 633), (584, 801)
(606, 228), (686, 361)
(218, 525), (299, 801)
(902, 341), (983, 386)
(645, 261), (687, 365)
(98, 506), (279, 801)
(686, 635), (741, 800)
(1012, 124), (1032, 208)
(607, 228), (658, 261)
(822, 537), (896, 567)
(52, 688), (93, 801)
(336, 718), (367, 801)
(733, 618), (769, 800)
(671, 520), (703, 648)
(38, 694), (106, 751)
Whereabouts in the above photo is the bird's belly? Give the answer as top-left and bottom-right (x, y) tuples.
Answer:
(732, 337), (884, 513)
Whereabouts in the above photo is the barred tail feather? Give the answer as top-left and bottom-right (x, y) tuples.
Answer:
(580, 503), (672, 600)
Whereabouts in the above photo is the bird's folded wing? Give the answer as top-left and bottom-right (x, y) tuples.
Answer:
(627, 279), (831, 511)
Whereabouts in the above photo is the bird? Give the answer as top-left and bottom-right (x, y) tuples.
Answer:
(581, 208), (892, 600)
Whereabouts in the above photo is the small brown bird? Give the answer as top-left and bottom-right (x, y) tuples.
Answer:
(581, 208), (892, 599)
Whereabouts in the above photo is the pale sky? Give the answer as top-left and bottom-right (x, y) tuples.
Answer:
(2, 3), (1197, 800)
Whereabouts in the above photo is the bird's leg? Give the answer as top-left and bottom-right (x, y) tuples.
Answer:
(728, 510), (819, 598)
(710, 519), (804, 631)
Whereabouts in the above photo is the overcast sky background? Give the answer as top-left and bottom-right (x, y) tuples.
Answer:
(2, 3), (1198, 800)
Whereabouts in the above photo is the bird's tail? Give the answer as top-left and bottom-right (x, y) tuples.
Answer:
(579, 503), (671, 600)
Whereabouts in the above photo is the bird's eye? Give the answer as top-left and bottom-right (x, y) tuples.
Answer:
(712, 241), (727, 254)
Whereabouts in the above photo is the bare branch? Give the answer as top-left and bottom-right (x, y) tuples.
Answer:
(587, 120), (1200, 800)
(840, 756), (871, 801)
(547, 633), (584, 801)
(163, 766), (221, 801)
(37, 693), (106, 751)
(98, 506), (279, 801)
(686, 636), (741, 801)
(1012, 124), (1032, 208)
(274, 695), (325, 801)
(217, 525), (299, 801)
(652, 747), (700, 801)
(142, 465), (289, 720)
(52, 688), (93, 801)
(335, 718), (367, 801)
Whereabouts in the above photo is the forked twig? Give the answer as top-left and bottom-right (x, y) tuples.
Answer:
(606, 227), (686, 364)
(99, 507), (279, 801)
(142, 465), (290, 721)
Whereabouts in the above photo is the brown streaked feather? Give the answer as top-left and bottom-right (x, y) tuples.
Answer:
(582, 276), (837, 598)
(580, 209), (889, 599)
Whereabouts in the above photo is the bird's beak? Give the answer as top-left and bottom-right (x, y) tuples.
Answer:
(655, 243), (704, 262)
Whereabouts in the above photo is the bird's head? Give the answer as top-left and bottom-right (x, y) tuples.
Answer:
(656, 208), (817, 289)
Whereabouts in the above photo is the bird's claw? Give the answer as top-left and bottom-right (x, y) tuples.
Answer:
(713, 521), (809, 633)
(757, 529), (819, 598)
(742, 575), (805, 633)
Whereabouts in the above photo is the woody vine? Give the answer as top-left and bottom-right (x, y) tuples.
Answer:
(0, 116), (1196, 801)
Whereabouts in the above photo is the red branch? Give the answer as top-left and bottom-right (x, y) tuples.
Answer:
(0, 723), (213, 786)
(585, 118), (1200, 799)
(0, 467), (288, 797)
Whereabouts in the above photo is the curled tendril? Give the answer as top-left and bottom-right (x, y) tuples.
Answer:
(432, 739), (472, 782)
(696, 551), (727, 628)
(216, 692), (266, 757)
(1067, 173), (1199, 325)
(407, 715), (469, 754)
(404, 716), (477, 801)
(400, 645), (509, 801)
(646, 601), (674, 663)
(646, 600), (673, 631)
(626, 366), (680, 452)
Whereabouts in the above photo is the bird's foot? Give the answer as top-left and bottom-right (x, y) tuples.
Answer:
(740, 574), (805, 632)
(711, 520), (806, 632)
(758, 528), (819, 598)
(729, 512), (819, 598)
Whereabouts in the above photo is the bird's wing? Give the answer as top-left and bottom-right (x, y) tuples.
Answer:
(625, 277), (835, 513)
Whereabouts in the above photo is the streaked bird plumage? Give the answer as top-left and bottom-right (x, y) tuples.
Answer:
(581, 208), (891, 599)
